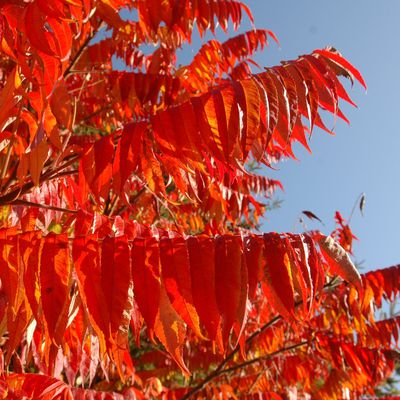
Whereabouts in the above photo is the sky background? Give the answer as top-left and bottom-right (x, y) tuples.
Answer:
(233, 0), (400, 272)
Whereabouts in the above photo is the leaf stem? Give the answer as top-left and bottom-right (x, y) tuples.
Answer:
(11, 199), (77, 214)
(0, 102), (23, 189)
(63, 24), (102, 78)
(348, 192), (365, 224)
(181, 340), (311, 399)
(0, 154), (80, 205)
(223, 340), (311, 375)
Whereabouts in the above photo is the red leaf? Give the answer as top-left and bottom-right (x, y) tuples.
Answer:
(131, 237), (161, 340)
(29, 140), (48, 187)
(159, 237), (204, 338)
(73, 236), (108, 354)
(80, 135), (114, 201)
(187, 236), (221, 342)
(263, 233), (295, 318)
(112, 122), (146, 196)
(0, 230), (22, 314)
(154, 281), (189, 375)
(244, 236), (264, 300)
(40, 233), (71, 345)
(5, 373), (72, 399)
(100, 236), (132, 341)
(215, 236), (248, 344)
(315, 49), (367, 89)
(50, 80), (72, 130)
(47, 17), (72, 61)
(24, 3), (57, 57)
(20, 232), (41, 321)
(236, 79), (262, 159)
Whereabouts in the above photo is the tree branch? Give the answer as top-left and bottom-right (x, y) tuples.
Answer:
(0, 154), (80, 205)
(181, 340), (311, 399)
(10, 199), (78, 214)
(221, 340), (311, 376)
(0, 102), (23, 189)
(63, 24), (101, 78)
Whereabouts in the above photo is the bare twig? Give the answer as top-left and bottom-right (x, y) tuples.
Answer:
(10, 199), (77, 214)
(0, 154), (80, 205)
(134, 177), (180, 229)
(348, 192), (365, 224)
(0, 102), (23, 187)
(181, 340), (311, 399)
(221, 340), (311, 376)
(63, 25), (101, 78)
(68, 79), (106, 94)
(107, 195), (120, 218)
(78, 105), (112, 123)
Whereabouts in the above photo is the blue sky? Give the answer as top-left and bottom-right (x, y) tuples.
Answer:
(234, 0), (400, 272)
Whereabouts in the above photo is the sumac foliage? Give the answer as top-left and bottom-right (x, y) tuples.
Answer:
(0, 0), (396, 399)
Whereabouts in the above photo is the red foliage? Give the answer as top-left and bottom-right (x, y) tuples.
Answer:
(0, 0), (397, 399)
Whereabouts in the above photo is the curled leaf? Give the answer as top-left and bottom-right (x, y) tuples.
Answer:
(302, 210), (324, 225)
(318, 235), (362, 289)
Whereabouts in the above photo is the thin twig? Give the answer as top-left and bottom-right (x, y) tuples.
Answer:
(63, 27), (100, 78)
(135, 177), (180, 229)
(180, 315), (283, 400)
(46, 169), (78, 179)
(65, 70), (107, 74)
(348, 192), (365, 224)
(247, 370), (265, 393)
(0, 154), (80, 205)
(221, 340), (311, 375)
(41, 156), (80, 185)
(0, 103), (23, 187)
(107, 195), (120, 218)
(79, 105), (113, 123)
(181, 340), (311, 400)
(68, 79), (106, 94)
(10, 199), (77, 214)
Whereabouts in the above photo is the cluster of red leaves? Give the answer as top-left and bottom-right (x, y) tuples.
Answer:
(0, 0), (398, 399)
(0, 221), (359, 377)
(0, 216), (400, 398)
(0, 216), (398, 399)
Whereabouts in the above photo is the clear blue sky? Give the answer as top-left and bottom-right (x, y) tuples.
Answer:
(234, 0), (400, 272)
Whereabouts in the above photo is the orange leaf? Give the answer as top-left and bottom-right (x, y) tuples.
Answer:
(131, 237), (161, 340)
(72, 236), (108, 354)
(101, 236), (132, 342)
(263, 233), (295, 319)
(29, 139), (48, 186)
(40, 233), (71, 345)
(154, 281), (189, 375)
(215, 236), (248, 344)
(187, 236), (221, 343)
(50, 80), (72, 130)
(159, 237), (204, 339)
